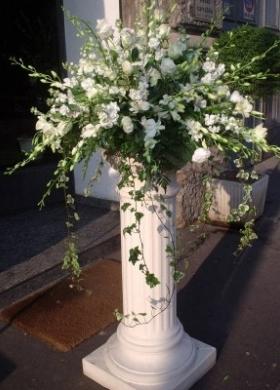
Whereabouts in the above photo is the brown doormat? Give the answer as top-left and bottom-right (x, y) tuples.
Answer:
(0, 259), (122, 352)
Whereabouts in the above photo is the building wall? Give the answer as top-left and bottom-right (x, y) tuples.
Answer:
(63, 0), (120, 201)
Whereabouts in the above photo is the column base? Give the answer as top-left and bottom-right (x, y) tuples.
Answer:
(83, 334), (216, 390)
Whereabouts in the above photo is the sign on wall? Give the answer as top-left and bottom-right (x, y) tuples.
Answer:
(193, 0), (216, 22)
(243, 0), (255, 20)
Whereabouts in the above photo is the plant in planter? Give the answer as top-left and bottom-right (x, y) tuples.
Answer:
(7, 1), (280, 388)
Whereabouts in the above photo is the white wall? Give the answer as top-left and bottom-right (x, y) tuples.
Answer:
(63, 0), (120, 201)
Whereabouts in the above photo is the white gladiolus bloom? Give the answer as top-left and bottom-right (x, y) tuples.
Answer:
(254, 123), (268, 140)
(202, 60), (216, 73)
(98, 102), (120, 128)
(160, 58), (176, 75)
(149, 68), (161, 86)
(96, 19), (114, 39)
(168, 40), (186, 59)
(141, 117), (165, 140)
(36, 116), (53, 133)
(235, 98), (253, 118)
(148, 37), (160, 49)
(192, 148), (211, 163)
(58, 105), (69, 116)
(81, 78), (99, 99)
(79, 58), (94, 73)
(205, 114), (219, 126)
(81, 124), (99, 138)
(186, 119), (205, 142)
(121, 116), (134, 134)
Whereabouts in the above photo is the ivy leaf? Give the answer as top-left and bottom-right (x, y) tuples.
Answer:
(129, 246), (141, 265)
(145, 272), (160, 288)
(135, 212), (144, 222)
(173, 270), (184, 283)
(123, 223), (137, 235)
(121, 202), (131, 212)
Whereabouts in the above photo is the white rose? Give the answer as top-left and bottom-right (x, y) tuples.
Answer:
(160, 57), (176, 75)
(168, 40), (186, 59)
(254, 123), (267, 140)
(81, 124), (99, 139)
(96, 19), (114, 39)
(122, 61), (133, 75)
(230, 90), (243, 103)
(121, 116), (134, 134)
(192, 148), (211, 164)
(158, 24), (170, 37)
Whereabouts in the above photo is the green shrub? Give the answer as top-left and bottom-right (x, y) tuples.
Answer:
(214, 25), (280, 96)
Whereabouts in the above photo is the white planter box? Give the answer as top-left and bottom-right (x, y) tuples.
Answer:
(208, 174), (269, 225)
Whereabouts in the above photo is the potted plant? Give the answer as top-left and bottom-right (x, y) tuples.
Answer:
(8, 1), (280, 388)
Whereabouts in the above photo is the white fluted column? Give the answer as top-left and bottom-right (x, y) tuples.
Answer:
(83, 176), (216, 390)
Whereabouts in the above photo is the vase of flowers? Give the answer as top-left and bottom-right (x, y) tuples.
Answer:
(8, 0), (280, 388)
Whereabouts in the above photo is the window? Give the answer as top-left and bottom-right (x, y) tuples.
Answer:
(264, 0), (279, 29)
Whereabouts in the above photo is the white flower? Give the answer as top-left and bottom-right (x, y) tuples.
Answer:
(58, 105), (70, 116)
(96, 19), (114, 39)
(201, 73), (215, 84)
(122, 61), (133, 75)
(81, 124), (99, 138)
(235, 98), (253, 118)
(209, 125), (221, 133)
(217, 85), (230, 97)
(149, 68), (161, 86)
(202, 60), (216, 73)
(186, 119), (205, 142)
(36, 116), (53, 133)
(205, 114), (218, 126)
(158, 24), (170, 37)
(141, 117), (165, 140)
(168, 40), (186, 59)
(216, 64), (225, 77)
(79, 58), (94, 73)
(98, 102), (120, 128)
(121, 116), (134, 134)
(194, 97), (207, 111)
(230, 91), (243, 103)
(120, 28), (136, 48)
(130, 100), (150, 113)
(254, 123), (267, 140)
(160, 58), (176, 75)
(192, 148), (211, 163)
(148, 37), (160, 50)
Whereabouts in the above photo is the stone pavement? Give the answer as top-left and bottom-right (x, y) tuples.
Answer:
(1, 158), (280, 389)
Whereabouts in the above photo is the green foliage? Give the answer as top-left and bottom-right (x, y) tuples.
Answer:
(214, 25), (280, 95)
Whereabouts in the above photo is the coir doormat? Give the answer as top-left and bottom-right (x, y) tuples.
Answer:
(0, 259), (122, 352)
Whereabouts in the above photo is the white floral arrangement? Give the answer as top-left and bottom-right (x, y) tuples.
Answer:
(9, 1), (280, 282)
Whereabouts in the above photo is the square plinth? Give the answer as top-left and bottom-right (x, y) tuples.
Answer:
(82, 337), (216, 390)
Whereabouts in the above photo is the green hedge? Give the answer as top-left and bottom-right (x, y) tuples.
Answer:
(214, 25), (280, 96)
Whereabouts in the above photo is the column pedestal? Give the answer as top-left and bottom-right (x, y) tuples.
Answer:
(83, 176), (216, 389)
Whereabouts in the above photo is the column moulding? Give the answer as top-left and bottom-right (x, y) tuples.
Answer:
(83, 175), (216, 389)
